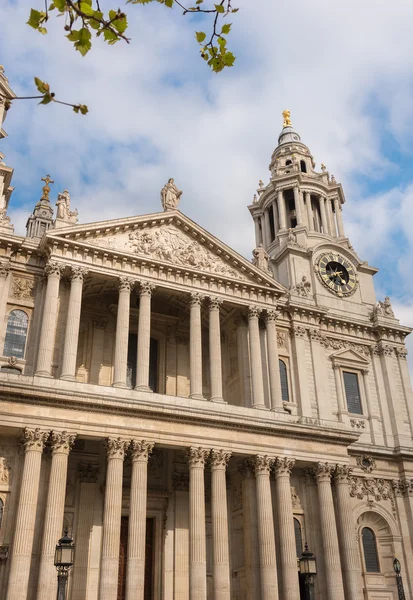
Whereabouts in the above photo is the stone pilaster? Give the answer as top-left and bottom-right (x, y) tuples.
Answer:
(135, 281), (156, 391)
(334, 197), (345, 236)
(240, 461), (260, 599)
(60, 267), (88, 380)
(208, 297), (224, 403)
(36, 261), (65, 377)
(277, 190), (287, 230)
(326, 199), (337, 237)
(333, 465), (363, 600)
(305, 192), (313, 231)
(37, 431), (77, 600)
(248, 306), (265, 409)
(254, 217), (262, 246)
(290, 325), (312, 417)
(99, 437), (129, 600)
(189, 293), (204, 399)
(113, 277), (133, 388)
(210, 449), (232, 600)
(272, 202), (279, 235)
(253, 455), (278, 600)
(6, 428), (49, 600)
(273, 457), (300, 599)
(314, 462), (345, 600)
(235, 316), (252, 407)
(126, 440), (154, 600)
(187, 447), (209, 599)
(265, 310), (283, 410)
(293, 185), (303, 225)
(319, 196), (329, 234)
(264, 210), (272, 244)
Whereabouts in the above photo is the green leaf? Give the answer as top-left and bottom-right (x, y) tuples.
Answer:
(112, 16), (128, 33)
(79, 2), (95, 16)
(214, 4), (225, 13)
(34, 77), (50, 94)
(103, 29), (119, 43)
(53, 0), (66, 11)
(27, 9), (47, 31)
(221, 23), (231, 35)
(165, 0), (173, 7)
(195, 31), (206, 43)
(66, 29), (80, 41)
(74, 27), (92, 55)
(39, 95), (53, 105)
(89, 11), (103, 29)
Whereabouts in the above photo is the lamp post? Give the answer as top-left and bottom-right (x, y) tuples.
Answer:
(393, 557), (406, 600)
(299, 544), (317, 600)
(54, 530), (75, 600)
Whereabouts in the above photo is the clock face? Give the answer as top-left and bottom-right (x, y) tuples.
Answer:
(316, 252), (358, 297)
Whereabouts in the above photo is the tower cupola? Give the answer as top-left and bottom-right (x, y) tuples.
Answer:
(26, 175), (55, 239)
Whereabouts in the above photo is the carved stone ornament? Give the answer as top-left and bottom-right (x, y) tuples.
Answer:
(189, 291), (204, 307)
(356, 455), (376, 473)
(291, 486), (302, 509)
(350, 419), (366, 430)
(313, 462), (334, 481)
(285, 229), (307, 252)
(105, 437), (129, 460)
(138, 280), (156, 297)
(372, 296), (394, 319)
(0, 456), (11, 483)
(187, 447), (210, 468)
(208, 296), (223, 311)
(392, 479), (413, 497)
(395, 347), (408, 360)
(56, 189), (78, 224)
(252, 245), (271, 273)
(7, 356), (18, 366)
(210, 449), (232, 469)
(253, 455), (274, 475)
(277, 331), (286, 347)
(160, 178), (182, 211)
(173, 472), (189, 491)
(70, 267), (89, 281)
(0, 262), (10, 278)
(21, 428), (49, 452)
(50, 431), (77, 454)
(290, 275), (312, 298)
(318, 335), (371, 357)
(349, 476), (394, 512)
(273, 457), (295, 477)
(12, 277), (35, 300)
(118, 276), (134, 293)
(292, 325), (306, 338)
(265, 309), (280, 323)
(334, 464), (353, 484)
(78, 462), (100, 483)
(45, 261), (65, 278)
(129, 440), (154, 462)
(248, 305), (261, 320)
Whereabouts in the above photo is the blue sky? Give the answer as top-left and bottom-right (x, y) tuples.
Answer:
(2, 0), (413, 356)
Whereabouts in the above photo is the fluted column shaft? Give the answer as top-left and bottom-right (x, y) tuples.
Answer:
(6, 428), (49, 600)
(189, 293), (204, 399)
(274, 458), (300, 600)
(36, 431), (77, 600)
(126, 440), (154, 600)
(113, 278), (132, 388)
(277, 190), (287, 230)
(236, 317), (252, 407)
(265, 310), (283, 410)
(211, 450), (232, 600)
(254, 218), (262, 246)
(99, 438), (128, 600)
(248, 306), (265, 408)
(319, 196), (329, 234)
(264, 210), (272, 244)
(334, 197), (345, 236)
(209, 297), (224, 402)
(333, 364), (346, 417)
(254, 456), (278, 600)
(293, 186), (303, 225)
(334, 466), (363, 600)
(326, 199), (337, 237)
(240, 462), (260, 599)
(36, 262), (64, 376)
(272, 202), (279, 236)
(314, 463), (345, 600)
(61, 268), (88, 380)
(305, 192), (314, 231)
(260, 215), (268, 247)
(188, 447), (209, 600)
(135, 281), (155, 391)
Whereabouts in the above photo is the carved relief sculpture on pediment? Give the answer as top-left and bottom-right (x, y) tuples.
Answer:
(12, 276), (35, 300)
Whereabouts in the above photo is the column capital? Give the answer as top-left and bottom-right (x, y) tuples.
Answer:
(291, 324), (306, 338)
(0, 261), (10, 278)
(273, 457), (295, 477)
(138, 280), (156, 296)
(50, 430), (77, 455)
(186, 446), (210, 468)
(78, 462), (100, 483)
(129, 439), (154, 462)
(20, 427), (49, 452)
(210, 449), (232, 470)
(208, 296), (223, 311)
(104, 437), (129, 460)
(117, 276), (134, 293)
(248, 305), (262, 320)
(253, 455), (274, 475)
(45, 260), (65, 278)
(333, 464), (353, 484)
(189, 291), (204, 306)
(265, 309), (280, 323)
(70, 266), (89, 281)
(313, 461), (334, 482)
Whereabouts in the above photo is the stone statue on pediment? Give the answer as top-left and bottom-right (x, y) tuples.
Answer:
(56, 190), (78, 225)
(252, 244), (270, 272)
(373, 296), (394, 318)
(161, 178), (182, 211)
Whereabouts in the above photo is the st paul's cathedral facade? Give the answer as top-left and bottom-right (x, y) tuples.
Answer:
(0, 67), (413, 600)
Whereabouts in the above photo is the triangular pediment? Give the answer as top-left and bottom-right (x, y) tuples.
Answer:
(330, 348), (369, 365)
(45, 210), (285, 292)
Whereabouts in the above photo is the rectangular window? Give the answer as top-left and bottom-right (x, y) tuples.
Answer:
(343, 371), (363, 415)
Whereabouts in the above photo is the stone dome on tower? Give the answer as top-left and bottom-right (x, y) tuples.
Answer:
(268, 110), (315, 175)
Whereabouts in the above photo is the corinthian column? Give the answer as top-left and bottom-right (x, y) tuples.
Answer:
(273, 457), (300, 600)
(61, 267), (88, 380)
(277, 190), (287, 230)
(314, 463), (345, 600)
(208, 297), (224, 403)
(305, 192), (314, 231)
(6, 428), (49, 600)
(253, 455), (278, 600)
(187, 447), (209, 599)
(126, 440), (154, 600)
(333, 466), (363, 600)
(240, 461), (260, 599)
(293, 185), (303, 226)
(319, 196), (329, 234)
(36, 261), (65, 376)
(265, 310), (283, 410)
(248, 306), (265, 409)
(99, 438), (129, 600)
(36, 431), (77, 600)
(189, 293), (204, 399)
(210, 449), (232, 600)
(113, 277), (133, 388)
(235, 316), (252, 407)
(135, 281), (156, 391)
(334, 197), (345, 237)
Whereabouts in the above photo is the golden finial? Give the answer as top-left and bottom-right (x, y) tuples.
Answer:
(282, 109), (292, 128)
(41, 174), (54, 201)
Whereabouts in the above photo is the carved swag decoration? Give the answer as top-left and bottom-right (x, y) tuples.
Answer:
(349, 475), (395, 513)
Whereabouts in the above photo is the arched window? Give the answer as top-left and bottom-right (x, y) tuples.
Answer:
(294, 518), (303, 557)
(279, 359), (289, 402)
(285, 159), (292, 166)
(0, 498), (3, 530)
(362, 527), (380, 572)
(300, 160), (307, 173)
(3, 310), (28, 359)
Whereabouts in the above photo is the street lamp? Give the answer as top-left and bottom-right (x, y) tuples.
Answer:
(54, 530), (75, 600)
(299, 544), (317, 600)
(393, 557), (406, 600)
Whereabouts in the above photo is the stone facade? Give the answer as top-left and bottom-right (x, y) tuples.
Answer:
(0, 74), (412, 599)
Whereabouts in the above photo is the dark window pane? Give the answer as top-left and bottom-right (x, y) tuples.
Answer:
(3, 310), (28, 359)
(0, 498), (3, 529)
(294, 518), (303, 558)
(279, 360), (289, 402)
(343, 371), (362, 415)
(0, 366), (21, 375)
(362, 527), (380, 572)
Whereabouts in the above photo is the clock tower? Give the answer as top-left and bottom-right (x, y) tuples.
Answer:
(248, 111), (378, 318)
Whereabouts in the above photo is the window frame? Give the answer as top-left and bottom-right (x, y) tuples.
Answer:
(3, 308), (30, 361)
(361, 526), (381, 574)
(330, 349), (370, 418)
(342, 369), (364, 416)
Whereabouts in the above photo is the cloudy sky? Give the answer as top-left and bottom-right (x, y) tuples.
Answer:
(2, 0), (413, 358)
